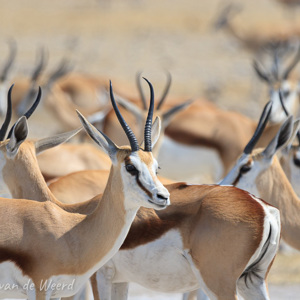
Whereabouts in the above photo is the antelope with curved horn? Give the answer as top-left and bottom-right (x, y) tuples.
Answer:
(0, 79), (170, 300)
(221, 111), (300, 250)
(273, 89), (300, 196)
(34, 103), (280, 300)
(253, 45), (300, 123)
(0, 39), (17, 116)
(0, 83), (281, 300)
(183, 102), (300, 300)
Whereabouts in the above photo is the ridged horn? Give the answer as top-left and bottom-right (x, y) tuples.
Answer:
(143, 77), (155, 152)
(7, 87), (42, 139)
(109, 81), (139, 152)
(243, 101), (272, 154)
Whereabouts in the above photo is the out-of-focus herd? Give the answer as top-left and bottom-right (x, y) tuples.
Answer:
(0, 3), (299, 300)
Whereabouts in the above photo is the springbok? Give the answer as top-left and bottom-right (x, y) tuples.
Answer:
(253, 45), (300, 123)
(0, 79), (170, 300)
(19, 101), (280, 300)
(221, 114), (300, 250)
(0, 84), (281, 299)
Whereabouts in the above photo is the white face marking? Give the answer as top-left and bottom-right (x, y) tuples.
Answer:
(105, 230), (200, 293)
(220, 153), (272, 197)
(121, 152), (169, 210)
(270, 81), (298, 123)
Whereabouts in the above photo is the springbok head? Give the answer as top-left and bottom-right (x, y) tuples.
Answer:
(253, 45), (300, 123)
(78, 79), (170, 210)
(0, 85), (81, 197)
(221, 100), (300, 196)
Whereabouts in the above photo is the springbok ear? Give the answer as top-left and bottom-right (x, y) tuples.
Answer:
(35, 127), (82, 155)
(263, 116), (295, 159)
(151, 116), (161, 148)
(282, 119), (300, 153)
(6, 116), (28, 158)
(77, 110), (118, 160)
(115, 95), (144, 121)
(140, 116), (161, 149)
(161, 99), (193, 128)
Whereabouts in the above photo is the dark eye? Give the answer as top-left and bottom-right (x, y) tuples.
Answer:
(293, 157), (300, 168)
(240, 164), (251, 174)
(283, 90), (290, 98)
(126, 164), (138, 174)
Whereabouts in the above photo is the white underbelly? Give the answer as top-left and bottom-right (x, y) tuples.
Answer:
(157, 137), (223, 184)
(110, 230), (199, 293)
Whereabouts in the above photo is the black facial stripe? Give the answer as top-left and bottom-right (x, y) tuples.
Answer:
(232, 172), (242, 186)
(135, 172), (153, 199)
(125, 156), (153, 198)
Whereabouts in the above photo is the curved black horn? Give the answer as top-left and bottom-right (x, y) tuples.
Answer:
(0, 84), (13, 141)
(23, 86), (42, 119)
(282, 45), (300, 80)
(143, 77), (155, 152)
(136, 71), (147, 110)
(156, 71), (172, 110)
(243, 101), (272, 154)
(0, 39), (17, 82)
(31, 47), (47, 82)
(109, 81), (139, 152)
(278, 89), (289, 116)
(47, 58), (73, 88)
(253, 60), (271, 83)
(7, 87), (42, 139)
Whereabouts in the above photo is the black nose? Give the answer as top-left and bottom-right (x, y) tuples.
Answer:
(157, 194), (168, 201)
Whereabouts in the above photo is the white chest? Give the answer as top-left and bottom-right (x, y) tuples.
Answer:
(109, 230), (199, 293)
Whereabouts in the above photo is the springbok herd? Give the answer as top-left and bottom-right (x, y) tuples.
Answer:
(0, 8), (300, 300)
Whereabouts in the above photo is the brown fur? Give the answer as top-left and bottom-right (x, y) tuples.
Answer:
(254, 153), (300, 249)
(0, 140), (274, 299)
(0, 139), (170, 297)
(37, 142), (111, 181)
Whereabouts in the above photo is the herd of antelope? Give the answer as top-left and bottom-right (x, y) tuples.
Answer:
(0, 6), (299, 300)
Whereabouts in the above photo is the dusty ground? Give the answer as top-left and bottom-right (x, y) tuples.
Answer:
(0, 0), (300, 298)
